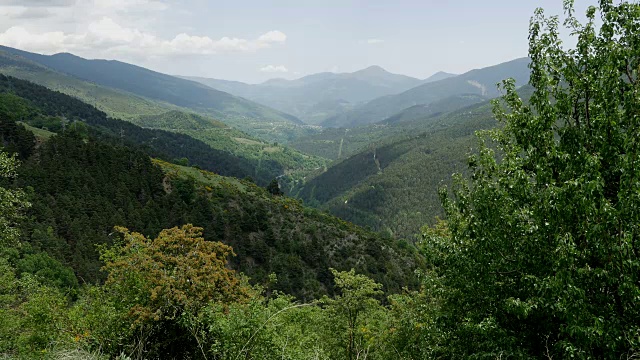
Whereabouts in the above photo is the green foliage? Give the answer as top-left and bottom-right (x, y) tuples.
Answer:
(321, 268), (384, 360)
(16, 250), (79, 291)
(0, 153), (78, 359)
(266, 178), (283, 196)
(0, 151), (30, 249)
(135, 110), (227, 130)
(429, 1), (640, 357)
(95, 225), (250, 358)
(155, 160), (421, 299)
(102, 225), (248, 323)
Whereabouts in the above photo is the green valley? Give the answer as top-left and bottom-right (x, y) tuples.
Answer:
(293, 99), (499, 238)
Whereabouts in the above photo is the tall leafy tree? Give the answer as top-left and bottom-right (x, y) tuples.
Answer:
(0, 151), (29, 249)
(431, 0), (640, 357)
(322, 268), (384, 360)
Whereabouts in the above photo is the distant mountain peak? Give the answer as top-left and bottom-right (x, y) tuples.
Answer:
(423, 71), (458, 83)
(51, 52), (82, 59)
(355, 65), (389, 75)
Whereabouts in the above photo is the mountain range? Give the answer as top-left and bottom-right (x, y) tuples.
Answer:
(321, 57), (530, 128)
(182, 67), (457, 125)
(0, 47), (327, 187)
(0, 43), (534, 238)
(0, 45), (306, 142)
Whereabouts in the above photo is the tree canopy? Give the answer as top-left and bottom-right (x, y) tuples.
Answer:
(427, 0), (640, 357)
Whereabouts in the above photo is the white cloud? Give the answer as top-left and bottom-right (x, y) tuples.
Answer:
(92, 0), (168, 12)
(260, 65), (288, 73)
(3, 0), (75, 7)
(367, 38), (384, 44)
(0, 18), (287, 58)
(257, 30), (286, 43)
(14, 7), (52, 19)
(0, 27), (70, 54)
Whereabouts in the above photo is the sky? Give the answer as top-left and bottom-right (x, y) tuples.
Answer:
(0, 0), (594, 83)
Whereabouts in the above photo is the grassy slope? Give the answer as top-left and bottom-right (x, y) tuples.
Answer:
(132, 110), (329, 188)
(17, 122), (55, 139)
(0, 46), (313, 143)
(0, 51), (327, 182)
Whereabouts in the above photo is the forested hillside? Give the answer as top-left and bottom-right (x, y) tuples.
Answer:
(0, 82), (419, 297)
(1, 1), (639, 359)
(294, 99), (499, 237)
(133, 110), (328, 190)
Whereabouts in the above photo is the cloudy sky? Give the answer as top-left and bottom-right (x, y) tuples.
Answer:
(0, 0), (591, 83)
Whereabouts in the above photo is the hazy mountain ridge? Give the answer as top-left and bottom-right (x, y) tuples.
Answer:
(182, 66), (435, 125)
(0, 45), (308, 143)
(422, 71), (458, 83)
(0, 50), (326, 183)
(321, 57), (530, 128)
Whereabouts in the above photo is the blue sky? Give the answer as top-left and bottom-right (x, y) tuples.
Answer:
(0, 0), (593, 83)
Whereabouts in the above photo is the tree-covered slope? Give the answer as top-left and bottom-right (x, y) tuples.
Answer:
(293, 86), (536, 238)
(322, 57), (530, 128)
(0, 110), (420, 300)
(378, 93), (486, 125)
(294, 100), (499, 238)
(132, 110), (328, 190)
(135, 110), (228, 129)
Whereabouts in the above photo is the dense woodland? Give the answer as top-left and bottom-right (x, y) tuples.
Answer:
(1, 1), (640, 359)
